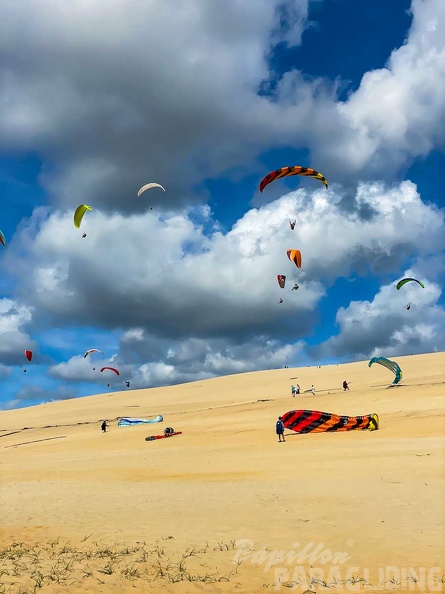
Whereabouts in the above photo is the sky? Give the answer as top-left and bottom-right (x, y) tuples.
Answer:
(0, 0), (444, 410)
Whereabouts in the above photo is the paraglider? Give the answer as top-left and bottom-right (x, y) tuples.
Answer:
(23, 349), (32, 372)
(118, 415), (163, 426)
(289, 220), (296, 230)
(277, 275), (286, 289)
(125, 381), (130, 388)
(100, 366), (120, 376)
(74, 205), (92, 229)
(292, 284), (299, 291)
(396, 278), (425, 290)
(281, 410), (379, 433)
(137, 183), (165, 197)
(83, 349), (104, 359)
(278, 298), (284, 304)
(259, 166), (328, 193)
(82, 233), (87, 238)
(368, 356), (402, 386)
(0, 231), (6, 248)
(287, 249), (302, 269)
(406, 303), (411, 311)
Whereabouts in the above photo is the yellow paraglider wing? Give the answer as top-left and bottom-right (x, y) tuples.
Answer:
(74, 205), (92, 229)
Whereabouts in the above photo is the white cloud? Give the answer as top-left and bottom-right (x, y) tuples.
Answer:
(2, 0), (444, 209)
(7, 181), (443, 342)
(0, 298), (35, 364)
(314, 269), (445, 360)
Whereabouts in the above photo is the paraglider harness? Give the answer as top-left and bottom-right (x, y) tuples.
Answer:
(164, 427), (174, 436)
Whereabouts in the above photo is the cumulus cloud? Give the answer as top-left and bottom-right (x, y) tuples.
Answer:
(0, 298), (35, 364)
(8, 180), (442, 340)
(0, 0), (309, 211)
(319, 0), (445, 179)
(50, 331), (304, 388)
(2, 0), (444, 211)
(313, 270), (445, 360)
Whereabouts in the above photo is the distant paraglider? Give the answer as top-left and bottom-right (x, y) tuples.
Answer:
(84, 349), (104, 359)
(101, 366), (120, 376)
(23, 349), (32, 373)
(0, 230), (6, 248)
(137, 183), (165, 197)
(278, 298), (284, 304)
(396, 278), (425, 290)
(287, 249), (302, 269)
(406, 303), (411, 311)
(260, 166), (328, 193)
(289, 220), (296, 230)
(292, 284), (299, 291)
(277, 275), (286, 289)
(74, 205), (92, 230)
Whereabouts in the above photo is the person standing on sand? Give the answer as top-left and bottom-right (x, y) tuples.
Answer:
(311, 385), (315, 395)
(276, 417), (285, 442)
(101, 420), (108, 433)
(343, 380), (350, 391)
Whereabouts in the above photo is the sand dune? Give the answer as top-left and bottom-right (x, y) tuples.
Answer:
(1, 353), (444, 593)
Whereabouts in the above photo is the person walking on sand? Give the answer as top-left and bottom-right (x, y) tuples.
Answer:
(343, 380), (350, 391)
(276, 416), (285, 442)
(296, 384), (300, 394)
(101, 420), (108, 433)
(311, 384), (315, 395)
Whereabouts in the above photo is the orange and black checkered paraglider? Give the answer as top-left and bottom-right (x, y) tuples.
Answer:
(259, 166), (328, 193)
(281, 410), (379, 433)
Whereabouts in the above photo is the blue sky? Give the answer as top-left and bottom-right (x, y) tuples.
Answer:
(0, 0), (444, 409)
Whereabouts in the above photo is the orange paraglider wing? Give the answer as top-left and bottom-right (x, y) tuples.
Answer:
(259, 166), (328, 192)
(287, 249), (302, 269)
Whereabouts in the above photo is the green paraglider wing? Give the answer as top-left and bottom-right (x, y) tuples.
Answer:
(396, 278), (425, 290)
(368, 356), (402, 385)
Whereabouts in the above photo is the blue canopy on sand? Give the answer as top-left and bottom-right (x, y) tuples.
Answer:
(118, 415), (163, 426)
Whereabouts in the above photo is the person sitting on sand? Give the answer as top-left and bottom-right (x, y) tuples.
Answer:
(164, 427), (175, 436)
(101, 420), (108, 433)
(276, 417), (285, 442)
(343, 380), (350, 391)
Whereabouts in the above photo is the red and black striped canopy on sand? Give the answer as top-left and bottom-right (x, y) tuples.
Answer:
(281, 410), (379, 434)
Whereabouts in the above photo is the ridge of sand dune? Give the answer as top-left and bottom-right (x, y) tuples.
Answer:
(1, 353), (444, 593)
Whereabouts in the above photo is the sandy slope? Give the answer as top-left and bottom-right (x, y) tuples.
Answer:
(1, 353), (444, 593)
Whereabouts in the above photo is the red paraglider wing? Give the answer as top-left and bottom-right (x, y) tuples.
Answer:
(277, 275), (286, 289)
(25, 350), (33, 362)
(100, 366), (120, 376)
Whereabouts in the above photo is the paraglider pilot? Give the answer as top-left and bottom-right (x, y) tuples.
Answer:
(343, 380), (350, 391)
(101, 420), (109, 433)
(276, 416), (285, 442)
